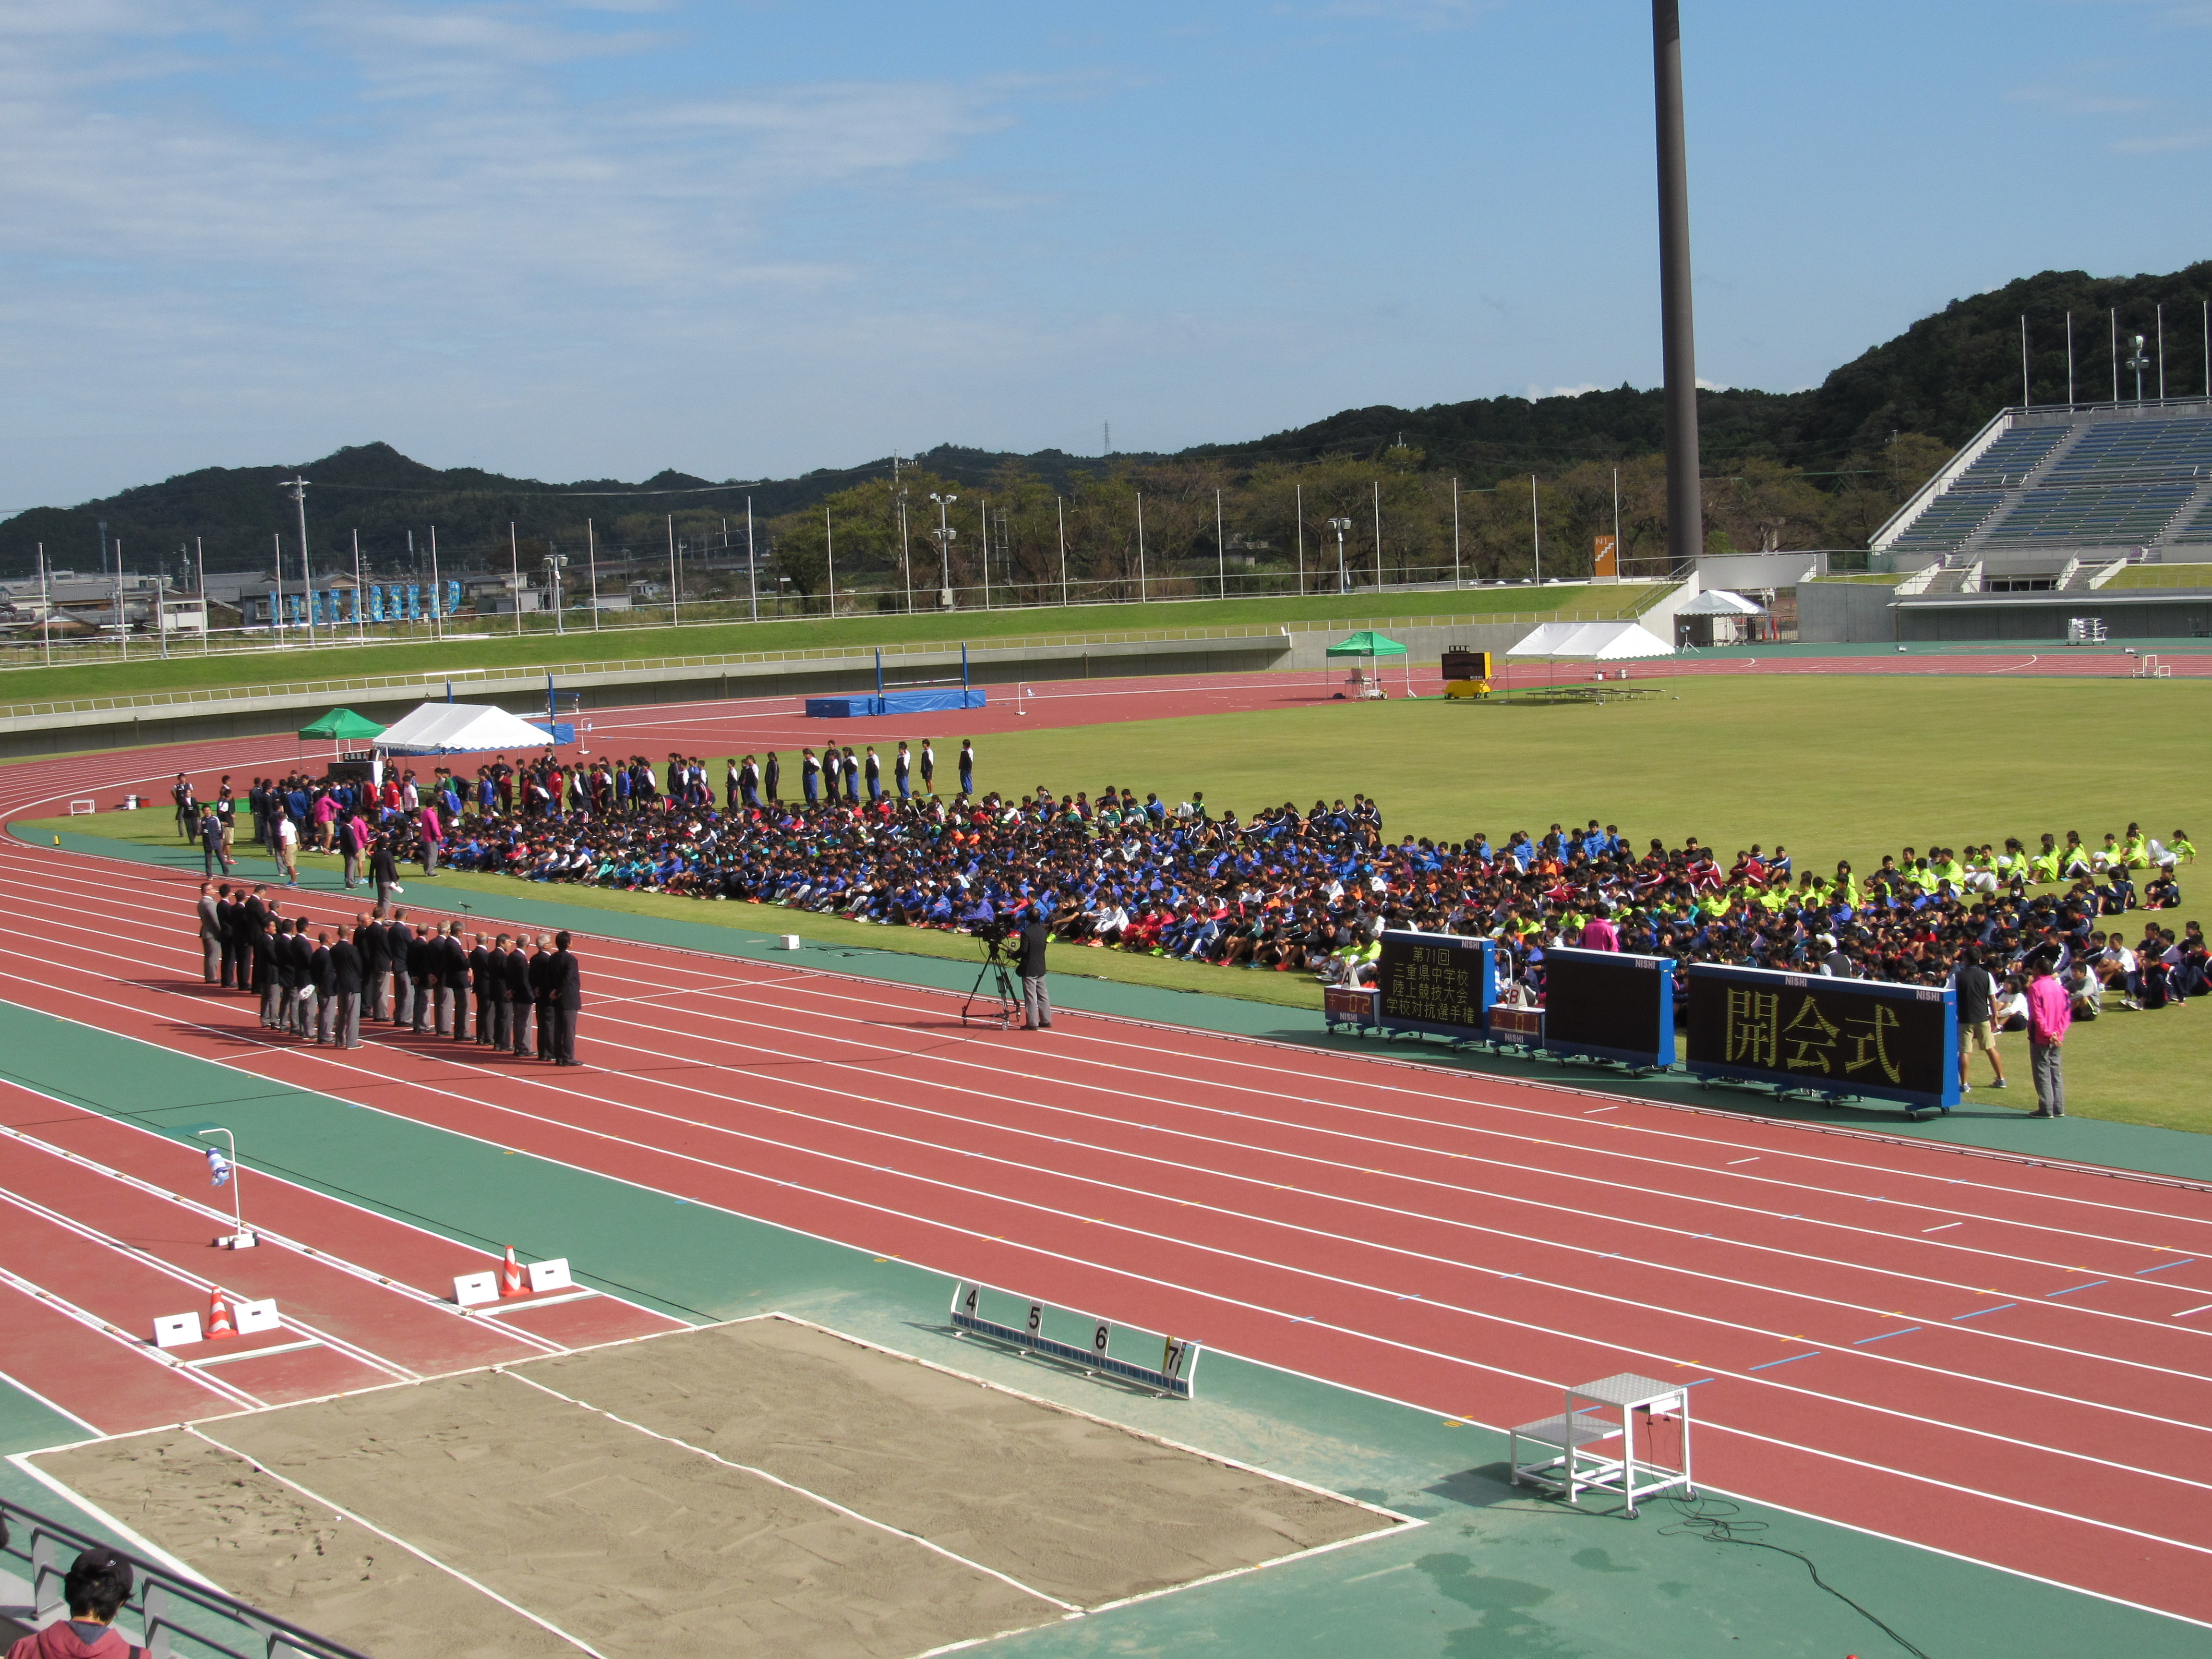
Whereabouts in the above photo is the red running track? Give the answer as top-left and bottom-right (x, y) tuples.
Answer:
(8, 731), (2212, 1630)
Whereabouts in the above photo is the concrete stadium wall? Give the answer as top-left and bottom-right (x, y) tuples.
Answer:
(1895, 596), (2212, 642)
(1796, 582), (1899, 644)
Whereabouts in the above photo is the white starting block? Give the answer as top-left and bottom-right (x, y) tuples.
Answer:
(1509, 1372), (1694, 1516)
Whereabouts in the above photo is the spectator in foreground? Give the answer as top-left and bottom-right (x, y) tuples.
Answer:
(8, 1544), (136, 1659)
(2025, 951), (2071, 1118)
(1953, 945), (2006, 1095)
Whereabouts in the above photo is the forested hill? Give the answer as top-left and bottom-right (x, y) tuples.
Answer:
(4, 261), (2206, 580)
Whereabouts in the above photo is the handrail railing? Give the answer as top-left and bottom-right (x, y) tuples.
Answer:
(0, 596), (1673, 723)
(2, 1494), (370, 1659)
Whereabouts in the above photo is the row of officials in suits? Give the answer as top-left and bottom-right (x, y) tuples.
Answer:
(196, 880), (584, 1065)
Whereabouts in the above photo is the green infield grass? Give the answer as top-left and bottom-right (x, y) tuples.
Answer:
(26, 671), (2210, 1130)
(0, 585), (1662, 706)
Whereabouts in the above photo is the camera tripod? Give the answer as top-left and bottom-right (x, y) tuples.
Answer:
(962, 936), (1021, 1028)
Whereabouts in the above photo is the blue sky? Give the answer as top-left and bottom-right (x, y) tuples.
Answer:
(2, 0), (2208, 507)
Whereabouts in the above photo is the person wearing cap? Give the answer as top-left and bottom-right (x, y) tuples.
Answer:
(1814, 932), (1852, 977)
(8, 1543), (137, 1659)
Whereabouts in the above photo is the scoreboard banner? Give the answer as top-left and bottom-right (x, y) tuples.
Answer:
(1683, 962), (1958, 1111)
(1376, 931), (1495, 1039)
(1541, 946), (1675, 1070)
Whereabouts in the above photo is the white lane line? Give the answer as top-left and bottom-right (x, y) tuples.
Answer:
(13, 968), (2212, 1514)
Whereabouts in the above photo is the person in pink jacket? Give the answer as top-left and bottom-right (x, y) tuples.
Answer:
(2025, 950), (2072, 1118)
(8, 1544), (138, 1659)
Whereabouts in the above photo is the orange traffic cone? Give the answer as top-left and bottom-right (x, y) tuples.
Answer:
(499, 1246), (525, 1298)
(206, 1286), (237, 1340)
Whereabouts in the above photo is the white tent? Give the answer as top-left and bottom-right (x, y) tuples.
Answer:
(374, 702), (561, 756)
(1675, 588), (1765, 617)
(1505, 620), (1674, 660)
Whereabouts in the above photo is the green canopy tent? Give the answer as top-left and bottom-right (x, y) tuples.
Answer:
(298, 707), (385, 758)
(1323, 629), (1410, 698)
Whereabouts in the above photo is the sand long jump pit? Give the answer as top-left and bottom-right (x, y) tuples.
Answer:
(23, 1317), (1403, 1658)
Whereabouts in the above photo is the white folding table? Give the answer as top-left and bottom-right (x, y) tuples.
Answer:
(1508, 1372), (1694, 1515)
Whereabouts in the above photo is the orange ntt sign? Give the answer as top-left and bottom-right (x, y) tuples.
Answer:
(1593, 534), (1619, 578)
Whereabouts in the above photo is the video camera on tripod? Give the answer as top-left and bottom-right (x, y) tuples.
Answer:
(962, 914), (1020, 1026)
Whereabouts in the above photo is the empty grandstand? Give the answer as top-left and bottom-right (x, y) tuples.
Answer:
(1808, 397), (2212, 642)
(1874, 399), (2212, 586)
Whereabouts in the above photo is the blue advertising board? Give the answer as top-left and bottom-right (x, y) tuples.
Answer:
(1542, 945), (1675, 1070)
(1683, 962), (1959, 1113)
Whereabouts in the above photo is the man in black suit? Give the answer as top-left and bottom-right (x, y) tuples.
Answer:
(306, 928), (334, 1043)
(408, 920), (436, 1034)
(504, 937), (536, 1056)
(388, 909), (416, 1026)
(526, 935), (556, 1060)
(215, 884), (241, 989)
(763, 750), (781, 804)
(328, 923), (363, 1048)
(356, 909), (388, 1021)
(542, 932), (582, 1065)
(240, 886), (271, 997)
(264, 917), (293, 1031)
(288, 919), (320, 1037)
(469, 933), (497, 1046)
(1017, 912), (1053, 1031)
(438, 920), (471, 1039)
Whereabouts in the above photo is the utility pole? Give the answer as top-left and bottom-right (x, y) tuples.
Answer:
(825, 504), (837, 618)
(1371, 480), (1383, 589)
(195, 536), (207, 653)
(272, 532), (284, 644)
(1216, 488), (1227, 599)
(428, 525), (441, 638)
(281, 477), (315, 645)
(1451, 477), (1461, 588)
(351, 530), (365, 641)
(36, 543), (51, 667)
(978, 497), (990, 610)
(1653, 0), (1704, 572)
(114, 538), (128, 659)
(2157, 303), (2167, 399)
(1135, 493), (1147, 601)
(746, 499), (758, 623)
(1057, 495), (1068, 607)
(898, 490), (912, 613)
(1531, 474), (1542, 583)
(1296, 484), (1305, 594)
(666, 514), (679, 626)
(510, 522), (523, 636)
(2067, 312), (2075, 405)
(2020, 314), (2031, 407)
(588, 519), (601, 631)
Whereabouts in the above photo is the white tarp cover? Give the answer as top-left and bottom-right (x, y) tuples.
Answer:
(1505, 620), (1675, 661)
(1675, 588), (1766, 616)
(374, 702), (557, 755)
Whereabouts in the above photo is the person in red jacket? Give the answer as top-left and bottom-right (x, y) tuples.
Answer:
(8, 1543), (139, 1659)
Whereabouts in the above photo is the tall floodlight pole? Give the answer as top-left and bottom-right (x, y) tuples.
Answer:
(195, 535), (207, 653)
(1653, 0), (1703, 572)
(929, 492), (957, 608)
(272, 532), (284, 645)
(510, 522), (523, 636)
(588, 519), (601, 631)
(36, 543), (51, 667)
(1296, 484), (1306, 594)
(2128, 334), (2150, 402)
(667, 515), (680, 626)
(898, 492), (913, 613)
(351, 530), (365, 640)
(2066, 313), (2075, 405)
(282, 477), (315, 645)
(825, 504), (837, 618)
(1531, 474), (1543, 582)
(428, 525), (442, 639)
(1328, 516), (1352, 594)
(1057, 495), (1068, 607)
(2157, 303), (2166, 399)
(2020, 314), (2031, 407)
(746, 498), (758, 622)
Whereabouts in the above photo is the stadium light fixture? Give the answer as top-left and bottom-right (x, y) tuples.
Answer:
(1327, 516), (1353, 594)
(1653, 1), (1702, 571)
(929, 492), (958, 608)
(2127, 334), (2150, 402)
